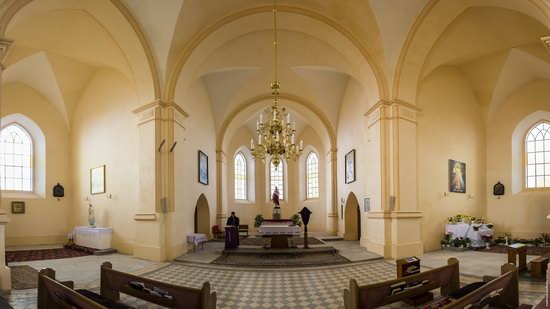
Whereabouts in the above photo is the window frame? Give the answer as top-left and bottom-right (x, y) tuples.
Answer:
(0, 123), (35, 193)
(234, 151), (247, 201)
(269, 158), (285, 201)
(523, 120), (550, 191)
(305, 151), (319, 199)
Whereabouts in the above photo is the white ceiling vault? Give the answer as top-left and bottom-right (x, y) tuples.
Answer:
(1, 0), (549, 136)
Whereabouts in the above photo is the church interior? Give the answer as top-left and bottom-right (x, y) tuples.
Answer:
(1, 0), (550, 308)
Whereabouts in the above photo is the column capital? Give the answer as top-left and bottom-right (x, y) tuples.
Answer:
(216, 149), (226, 163)
(542, 36), (550, 55)
(327, 148), (337, 161)
(133, 100), (189, 127)
(364, 99), (421, 127)
(0, 38), (13, 70)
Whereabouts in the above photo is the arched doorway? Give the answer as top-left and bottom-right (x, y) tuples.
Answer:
(194, 194), (211, 238)
(344, 192), (360, 240)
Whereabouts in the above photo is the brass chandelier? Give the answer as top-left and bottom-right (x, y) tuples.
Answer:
(250, 0), (303, 168)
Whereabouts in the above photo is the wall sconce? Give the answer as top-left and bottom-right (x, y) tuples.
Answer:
(468, 194), (474, 199)
(84, 196), (90, 201)
(443, 191), (450, 197)
(107, 194), (113, 199)
(340, 197), (345, 204)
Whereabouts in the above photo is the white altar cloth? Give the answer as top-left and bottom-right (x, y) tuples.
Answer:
(73, 226), (113, 250)
(186, 233), (208, 245)
(257, 225), (301, 236)
(445, 223), (493, 248)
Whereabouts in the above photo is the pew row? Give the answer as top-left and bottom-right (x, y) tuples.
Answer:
(37, 262), (217, 309)
(343, 257), (460, 309)
(343, 258), (520, 309)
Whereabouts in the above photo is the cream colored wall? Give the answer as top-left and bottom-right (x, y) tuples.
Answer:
(417, 66), (486, 252)
(172, 78), (217, 253)
(337, 78), (369, 240)
(225, 125), (327, 232)
(71, 69), (139, 254)
(225, 122), (327, 232)
(1, 83), (70, 246)
(486, 80), (550, 239)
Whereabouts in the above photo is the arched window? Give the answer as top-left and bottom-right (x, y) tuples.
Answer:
(0, 124), (33, 191)
(234, 152), (247, 200)
(306, 152), (319, 199)
(270, 160), (284, 200)
(525, 121), (550, 189)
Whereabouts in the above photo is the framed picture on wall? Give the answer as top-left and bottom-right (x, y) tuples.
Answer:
(198, 151), (209, 185)
(90, 165), (106, 194)
(345, 149), (356, 184)
(448, 159), (466, 193)
(11, 201), (25, 214)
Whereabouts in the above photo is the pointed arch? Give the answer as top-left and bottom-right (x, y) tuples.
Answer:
(306, 151), (319, 199)
(525, 121), (550, 189)
(234, 151), (247, 200)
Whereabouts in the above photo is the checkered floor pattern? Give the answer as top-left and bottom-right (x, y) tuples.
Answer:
(109, 261), (546, 309)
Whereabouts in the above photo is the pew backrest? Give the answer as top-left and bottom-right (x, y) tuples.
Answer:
(344, 257), (460, 309)
(100, 262), (216, 309)
(37, 268), (107, 309)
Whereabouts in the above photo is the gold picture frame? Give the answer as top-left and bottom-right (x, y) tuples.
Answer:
(11, 201), (25, 214)
(90, 165), (106, 194)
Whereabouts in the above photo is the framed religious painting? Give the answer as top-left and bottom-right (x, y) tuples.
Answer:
(90, 165), (106, 194)
(198, 150), (209, 185)
(345, 149), (356, 184)
(448, 159), (466, 193)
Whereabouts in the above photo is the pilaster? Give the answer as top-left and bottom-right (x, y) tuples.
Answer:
(363, 99), (423, 259)
(216, 150), (227, 227)
(132, 101), (187, 261)
(327, 148), (338, 235)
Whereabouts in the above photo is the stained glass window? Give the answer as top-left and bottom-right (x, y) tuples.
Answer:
(270, 160), (284, 200)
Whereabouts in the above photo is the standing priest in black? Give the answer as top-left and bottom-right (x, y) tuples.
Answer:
(225, 211), (240, 247)
(226, 212), (240, 228)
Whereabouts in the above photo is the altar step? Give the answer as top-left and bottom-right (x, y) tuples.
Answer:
(221, 246), (338, 256)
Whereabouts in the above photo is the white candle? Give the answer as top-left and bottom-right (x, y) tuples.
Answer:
(300, 140), (303, 150)
(256, 121), (260, 130)
(251, 138), (254, 149)
(276, 132), (279, 141)
(260, 114), (263, 124)
(291, 134), (295, 145)
(287, 114), (290, 123)
(292, 121), (296, 130)
(259, 134), (262, 145)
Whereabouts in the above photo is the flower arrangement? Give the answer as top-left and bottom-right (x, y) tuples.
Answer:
(441, 232), (452, 247)
(290, 213), (302, 227)
(254, 214), (264, 228)
(447, 214), (487, 225)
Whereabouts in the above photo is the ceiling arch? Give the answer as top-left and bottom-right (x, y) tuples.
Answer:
(392, 0), (550, 105)
(167, 5), (387, 103)
(0, 0), (159, 103)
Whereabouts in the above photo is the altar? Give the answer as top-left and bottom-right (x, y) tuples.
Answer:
(257, 219), (301, 249)
(445, 223), (493, 248)
(73, 226), (113, 250)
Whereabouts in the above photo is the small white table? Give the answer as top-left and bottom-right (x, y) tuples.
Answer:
(73, 226), (113, 250)
(186, 233), (208, 252)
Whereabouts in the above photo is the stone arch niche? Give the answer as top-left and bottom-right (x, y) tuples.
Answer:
(194, 194), (211, 238)
(344, 192), (360, 241)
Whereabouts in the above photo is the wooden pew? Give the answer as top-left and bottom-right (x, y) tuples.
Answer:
(37, 268), (110, 309)
(530, 256), (548, 278)
(100, 262), (217, 309)
(449, 263), (519, 309)
(343, 257), (460, 309)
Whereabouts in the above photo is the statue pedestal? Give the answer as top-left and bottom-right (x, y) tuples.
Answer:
(273, 206), (281, 220)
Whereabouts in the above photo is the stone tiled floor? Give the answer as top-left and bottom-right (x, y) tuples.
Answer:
(2, 243), (548, 308)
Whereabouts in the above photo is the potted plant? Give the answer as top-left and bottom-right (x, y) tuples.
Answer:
(482, 235), (493, 249)
(472, 225), (480, 231)
(254, 214), (264, 228)
(541, 233), (550, 245)
(464, 237), (471, 248)
(486, 223), (493, 229)
(290, 213), (302, 227)
(453, 238), (461, 248)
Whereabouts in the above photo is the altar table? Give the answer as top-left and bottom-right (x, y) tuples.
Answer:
(444, 223), (493, 248)
(73, 226), (113, 250)
(186, 233), (208, 252)
(257, 221), (301, 249)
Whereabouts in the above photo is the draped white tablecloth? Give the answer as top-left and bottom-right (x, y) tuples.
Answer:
(445, 223), (493, 248)
(186, 233), (208, 245)
(257, 225), (301, 236)
(73, 226), (113, 250)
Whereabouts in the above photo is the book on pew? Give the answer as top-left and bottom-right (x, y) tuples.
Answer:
(128, 281), (173, 300)
(388, 280), (430, 296)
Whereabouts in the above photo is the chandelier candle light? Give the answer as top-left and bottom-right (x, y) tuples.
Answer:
(250, 0), (303, 168)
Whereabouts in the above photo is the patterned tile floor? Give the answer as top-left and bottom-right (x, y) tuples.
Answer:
(2, 249), (547, 308)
